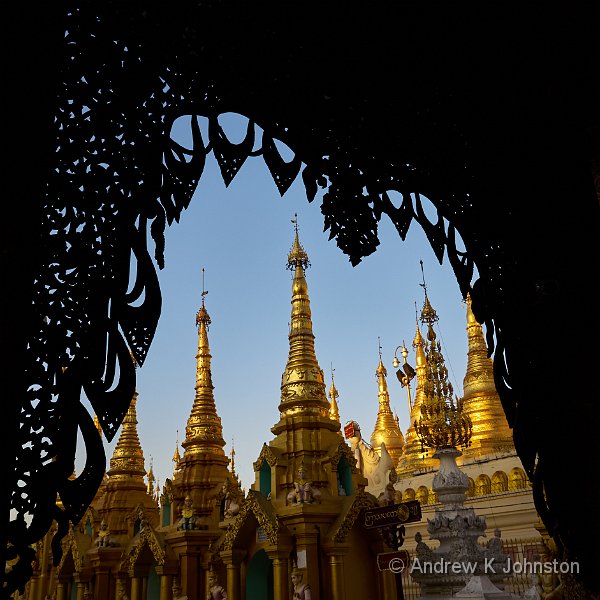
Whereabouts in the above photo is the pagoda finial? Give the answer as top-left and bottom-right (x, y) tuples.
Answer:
(287, 214), (310, 270)
(328, 364), (340, 422)
(173, 430), (181, 475)
(415, 285), (472, 451)
(196, 267), (211, 329)
(183, 285), (225, 455)
(419, 261), (439, 325)
(230, 439), (236, 475)
(147, 456), (156, 495)
(279, 220), (328, 417)
(376, 337), (386, 377)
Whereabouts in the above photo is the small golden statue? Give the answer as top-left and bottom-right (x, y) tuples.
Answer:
(287, 463), (321, 505)
(177, 495), (197, 530)
(95, 519), (116, 547)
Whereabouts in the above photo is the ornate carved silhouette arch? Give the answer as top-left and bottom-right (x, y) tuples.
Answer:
(2, 2), (598, 596)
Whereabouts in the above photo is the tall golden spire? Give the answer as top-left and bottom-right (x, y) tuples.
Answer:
(182, 273), (226, 455)
(267, 219), (351, 503)
(173, 430), (182, 476)
(461, 293), (513, 454)
(107, 389), (146, 485)
(415, 264), (472, 451)
(230, 441), (236, 475)
(278, 216), (329, 417)
(370, 342), (404, 466)
(328, 367), (341, 422)
(397, 306), (438, 474)
(147, 458), (156, 495)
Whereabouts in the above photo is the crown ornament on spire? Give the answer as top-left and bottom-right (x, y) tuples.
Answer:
(196, 268), (211, 329)
(415, 262), (472, 451)
(287, 213), (310, 270)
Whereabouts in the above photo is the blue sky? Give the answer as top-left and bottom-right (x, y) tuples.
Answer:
(77, 113), (477, 493)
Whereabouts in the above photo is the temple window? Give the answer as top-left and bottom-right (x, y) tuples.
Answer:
(337, 455), (352, 496)
(259, 460), (271, 498)
(161, 495), (171, 527)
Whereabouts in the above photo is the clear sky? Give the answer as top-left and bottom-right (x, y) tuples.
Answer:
(77, 113), (477, 494)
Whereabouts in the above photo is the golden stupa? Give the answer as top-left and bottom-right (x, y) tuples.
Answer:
(328, 370), (341, 422)
(370, 353), (404, 466)
(459, 293), (514, 458)
(396, 310), (439, 474)
(173, 282), (230, 519)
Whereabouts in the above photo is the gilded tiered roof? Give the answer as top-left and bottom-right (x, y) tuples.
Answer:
(460, 294), (513, 456)
(370, 355), (404, 465)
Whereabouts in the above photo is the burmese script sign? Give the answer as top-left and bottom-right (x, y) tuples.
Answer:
(343, 422), (356, 438)
(364, 500), (421, 529)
